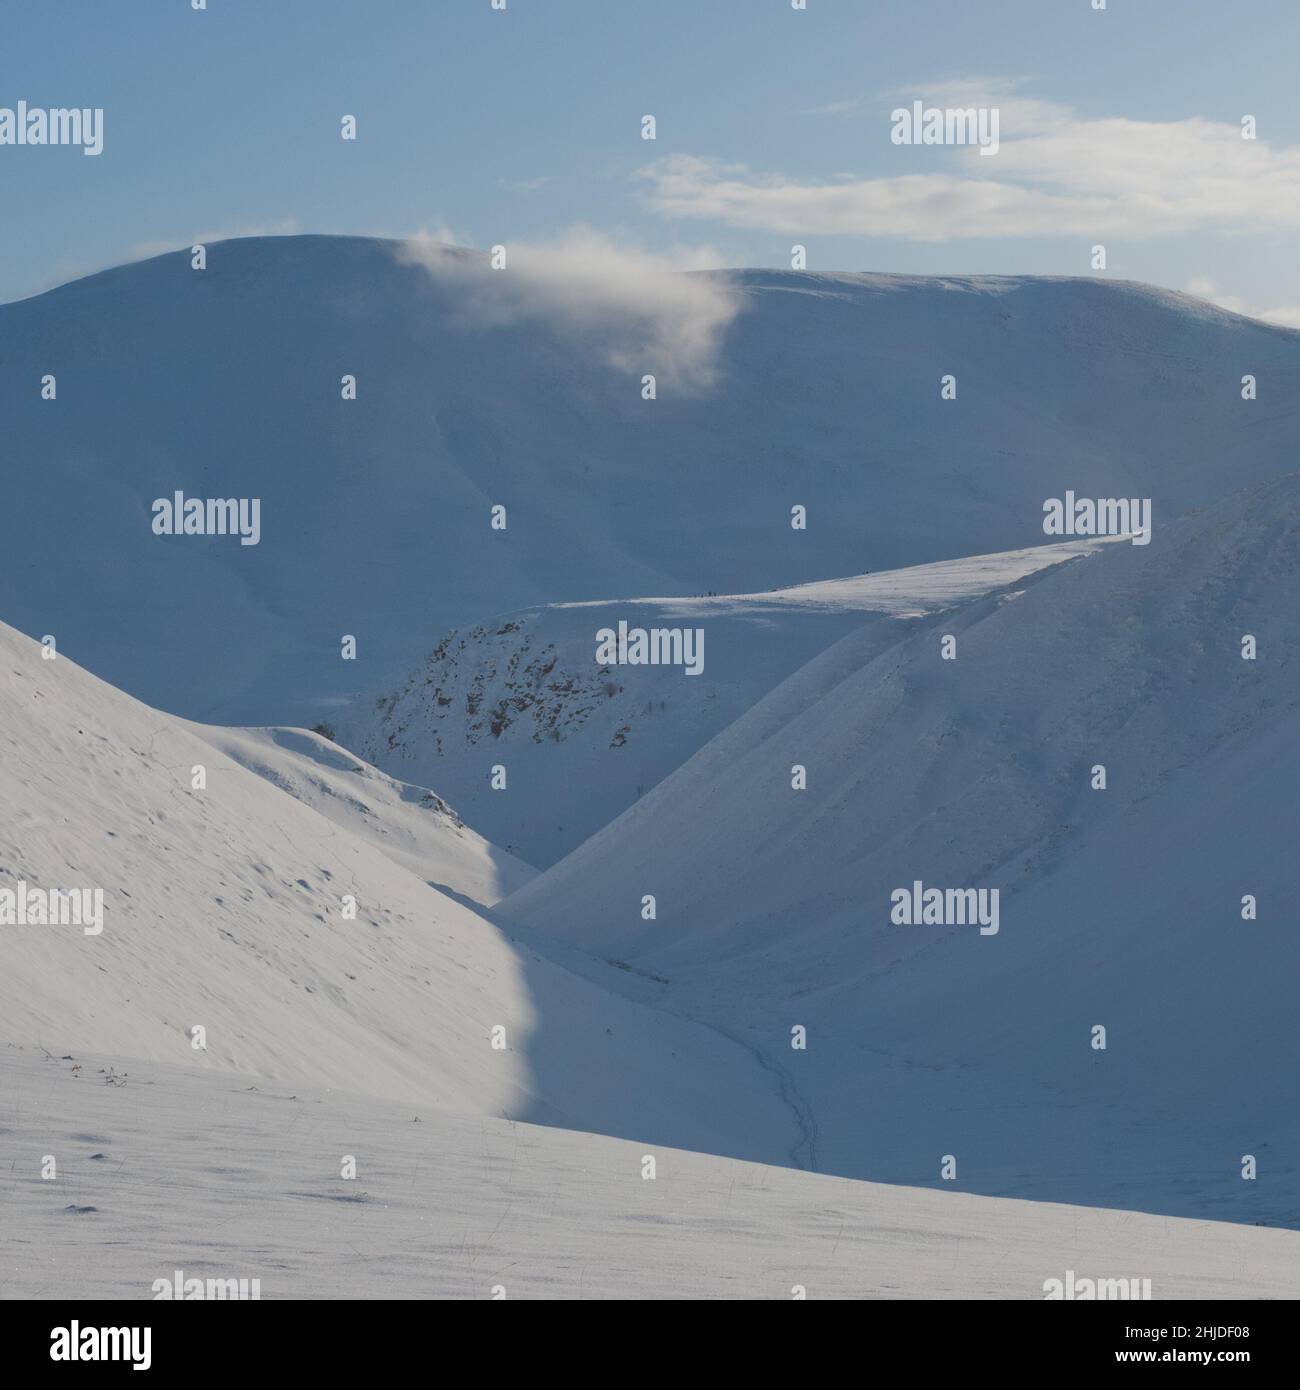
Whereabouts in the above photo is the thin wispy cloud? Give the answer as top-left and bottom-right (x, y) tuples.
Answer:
(641, 84), (1300, 241)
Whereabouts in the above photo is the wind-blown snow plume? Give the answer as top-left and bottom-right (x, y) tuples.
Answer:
(396, 228), (740, 389)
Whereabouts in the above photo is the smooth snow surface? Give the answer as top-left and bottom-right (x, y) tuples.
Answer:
(6, 1049), (1297, 1300)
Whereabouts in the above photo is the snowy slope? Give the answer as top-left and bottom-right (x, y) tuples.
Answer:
(4, 234), (1300, 725)
(338, 539), (1109, 866)
(188, 722), (536, 908)
(7, 1047), (1298, 1300)
(498, 475), (1300, 1222)
(0, 620), (797, 1166)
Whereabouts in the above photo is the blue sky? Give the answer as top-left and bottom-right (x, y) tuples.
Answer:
(4, 0), (1299, 322)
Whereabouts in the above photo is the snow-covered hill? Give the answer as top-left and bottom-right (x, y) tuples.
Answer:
(0, 619), (797, 1166)
(4, 234), (1299, 726)
(498, 474), (1300, 1222)
(188, 722), (536, 908)
(339, 539), (1109, 866)
(8, 1046), (1298, 1300)
(5, 232), (1299, 1278)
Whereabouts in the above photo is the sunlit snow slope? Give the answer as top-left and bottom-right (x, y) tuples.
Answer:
(0, 621), (796, 1166)
(189, 722), (536, 908)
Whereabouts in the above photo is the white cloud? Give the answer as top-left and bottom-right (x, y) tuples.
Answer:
(402, 221), (471, 252)
(640, 88), (1300, 241)
(397, 227), (740, 388)
(1184, 277), (1300, 331)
